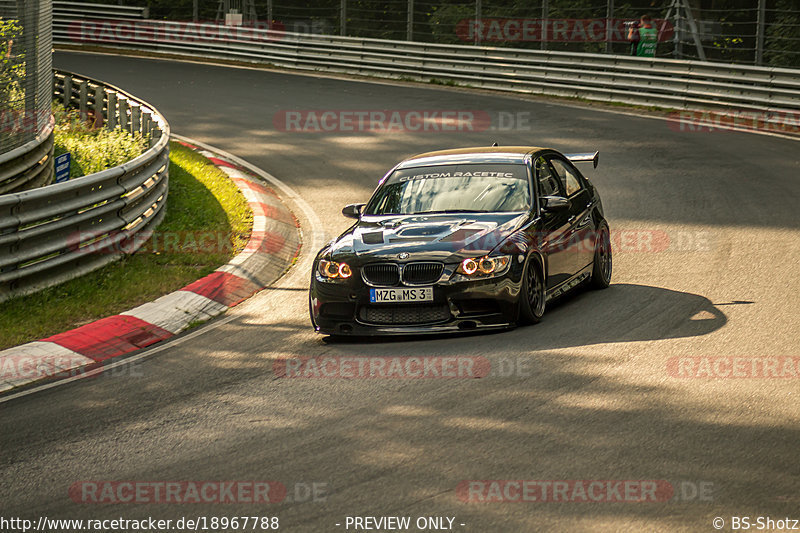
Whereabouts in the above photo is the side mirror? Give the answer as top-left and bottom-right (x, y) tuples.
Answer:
(541, 196), (571, 213)
(342, 203), (366, 219)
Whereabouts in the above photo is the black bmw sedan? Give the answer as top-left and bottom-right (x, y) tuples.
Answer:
(309, 146), (612, 336)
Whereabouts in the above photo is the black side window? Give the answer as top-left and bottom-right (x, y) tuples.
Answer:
(534, 156), (561, 197)
(549, 158), (584, 197)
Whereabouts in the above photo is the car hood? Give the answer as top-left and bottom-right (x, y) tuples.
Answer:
(328, 212), (528, 262)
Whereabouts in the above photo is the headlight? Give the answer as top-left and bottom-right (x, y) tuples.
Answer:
(318, 259), (353, 279)
(456, 255), (511, 277)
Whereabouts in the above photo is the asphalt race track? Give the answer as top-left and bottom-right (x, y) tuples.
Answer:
(1, 51), (799, 531)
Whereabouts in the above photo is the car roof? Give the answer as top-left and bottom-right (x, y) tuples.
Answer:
(397, 146), (550, 169)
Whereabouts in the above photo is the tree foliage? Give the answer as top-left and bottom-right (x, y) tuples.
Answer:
(0, 17), (24, 110)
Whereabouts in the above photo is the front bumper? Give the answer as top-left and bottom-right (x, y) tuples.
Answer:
(309, 265), (523, 336)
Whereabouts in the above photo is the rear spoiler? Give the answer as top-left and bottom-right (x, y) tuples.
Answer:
(565, 151), (599, 169)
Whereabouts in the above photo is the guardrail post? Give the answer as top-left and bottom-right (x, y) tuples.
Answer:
(79, 80), (88, 121)
(142, 113), (152, 141)
(152, 126), (162, 148)
(107, 92), (118, 130)
(93, 85), (105, 128)
(130, 103), (142, 136)
(63, 75), (72, 107)
(119, 98), (129, 132)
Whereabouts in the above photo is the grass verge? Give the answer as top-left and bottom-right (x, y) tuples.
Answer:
(0, 141), (253, 350)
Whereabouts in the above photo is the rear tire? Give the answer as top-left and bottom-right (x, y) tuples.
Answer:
(520, 256), (546, 324)
(590, 223), (612, 289)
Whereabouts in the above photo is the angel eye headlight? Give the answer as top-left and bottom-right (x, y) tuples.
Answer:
(457, 255), (510, 277)
(478, 257), (496, 274)
(460, 258), (478, 275)
(318, 259), (352, 279)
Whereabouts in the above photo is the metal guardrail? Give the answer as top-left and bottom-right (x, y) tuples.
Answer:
(52, 15), (800, 128)
(53, 1), (148, 21)
(0, 119), (55, 195)
(0, 70), (169, 303)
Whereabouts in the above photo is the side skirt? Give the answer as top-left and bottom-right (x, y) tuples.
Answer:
(546, 268), (592, 302)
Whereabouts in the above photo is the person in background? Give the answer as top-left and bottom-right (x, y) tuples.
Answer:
(628, 14), (657, 57)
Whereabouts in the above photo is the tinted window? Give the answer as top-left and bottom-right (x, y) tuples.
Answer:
(535, 156), (561, 197)
(550, 159), (583, 197)
(365, 164), (530, 215)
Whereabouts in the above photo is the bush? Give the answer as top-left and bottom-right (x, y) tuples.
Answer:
(1, 18), (25, 134)
(53, 103), (149, 179)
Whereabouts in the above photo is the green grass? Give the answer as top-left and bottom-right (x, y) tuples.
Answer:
(0, 141), (253, 350)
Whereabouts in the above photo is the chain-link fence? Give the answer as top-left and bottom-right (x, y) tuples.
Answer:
(79, 0), (800, 68)
(0, 0), (53, 155)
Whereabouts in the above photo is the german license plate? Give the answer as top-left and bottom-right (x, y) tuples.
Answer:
(370, 287), (434, 303)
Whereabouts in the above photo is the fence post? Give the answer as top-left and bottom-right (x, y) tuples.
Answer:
(474, 0), (481, 45)
(541, 0), (548, 50)
(605, 0), (614, 54)
(755, 0), (766, 65)
(407, 0), (413, 41)
(340, 0), (346, 36)
(673, 6), (681, 59)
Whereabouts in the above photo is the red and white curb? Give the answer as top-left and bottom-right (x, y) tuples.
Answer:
(0, 140), (301, 394)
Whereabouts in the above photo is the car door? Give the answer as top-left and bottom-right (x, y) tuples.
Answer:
(548, 156), (595, 275)
(533, 156), (572, 289)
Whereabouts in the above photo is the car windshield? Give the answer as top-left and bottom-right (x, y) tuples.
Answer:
(364, 164), (530, 215)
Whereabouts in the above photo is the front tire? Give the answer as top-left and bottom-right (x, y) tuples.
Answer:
(520, 256), (545, 324)
(590, 223), (612, 289)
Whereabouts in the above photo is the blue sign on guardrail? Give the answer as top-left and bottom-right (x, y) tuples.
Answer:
(55, 153), (71, 183)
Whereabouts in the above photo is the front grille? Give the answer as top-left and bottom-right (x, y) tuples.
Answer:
(402, 262), (444, 284)
(363, 263), (400, 286)
(359, 304), (451, 325)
